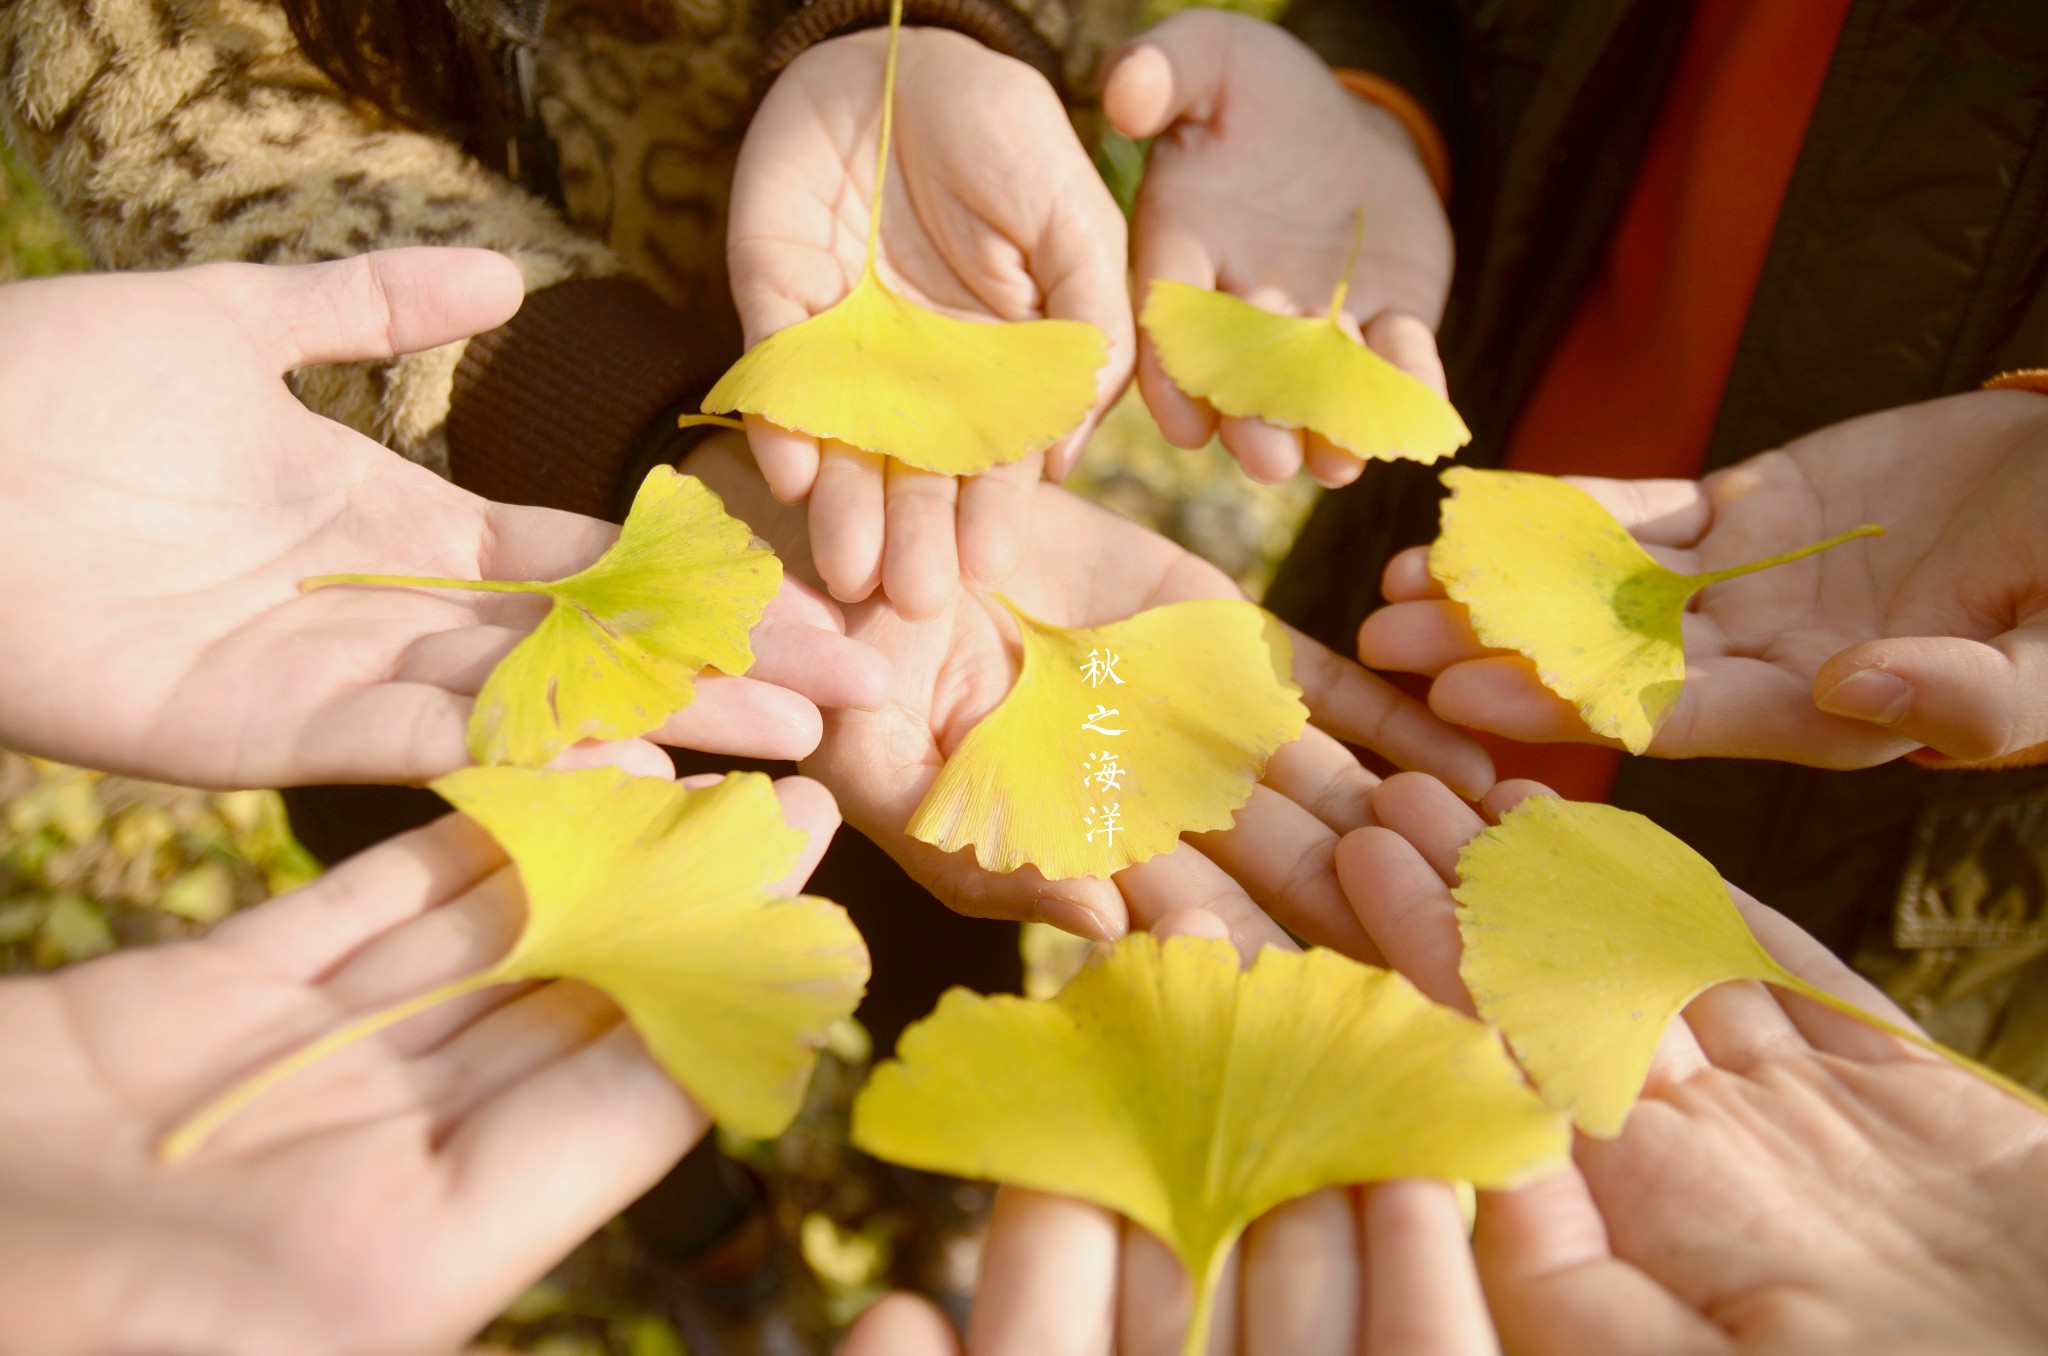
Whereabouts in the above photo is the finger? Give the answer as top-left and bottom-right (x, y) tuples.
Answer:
(1649, 655), (1913, 766)
(1242, 1189), (1359, 1356)
(1118, 1222), (1238, 1356)
(441, 1020), (710, 1308)
(1131, 239), (1221, 450)
(1814, 628), (2048, 763)
(746, 617), (894, 712)
(1360, 1180), (1496, 1356)
(414, 978), (626, 1133)
(206, 813), (505, 980)
(312, 867), (527, 1044)
(1100, 11), (1232, 138)
(969, 1187), (1119, 1356)
(852, 1294), (964, 1356)
(1136, 327), (1221, 450)
(882, 459), (962, 622)
(645, 675), (824, 761)
(1334, 825), (1469, 1009)
(1677, 978), (1810, 1075)
(1475, 1172), (1722, 1356)
(1034, 186), (1136, 478)
(1357, 600), (1500, 676)
(1363, 310), (1448, 397)
(957, 451), (1042, 589)
(546, 738), (677, 781)
(291, 682), (481, 784)
(478, 501), (620, 581)
(1219, 415), (1307, 483)
(237, 248), (526, 370)
(746, 416), (825, 504)
(1286, 623), (1495, 799)
(1380, 546), (1447, 603)
(1118, 844), (1297, 961)
(1302, 433), (1365, 490)
(1150, 907), (1233, 944)
(1261, 726), (1379, 835)
(1426, 656), (1622, 748)
(1190, 785), (1380, 957)
(767, 774), (842, 895)
(1558, 476), (1713, 547)
(765, 574), (848, 632)
(811, 444), (888, 604)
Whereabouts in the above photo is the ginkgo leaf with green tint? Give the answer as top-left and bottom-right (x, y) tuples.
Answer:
(908, 597), (1307, 880)
(852, 934), (1568, 1356)
(1139, 214), (1471, 464)
(304, 467), (779, 768)
(161, 768), (868, 1160)
(1453, 795), (2048, 1137)
(687, 0), (1108, 476)
(1429, 467), (1881, 753)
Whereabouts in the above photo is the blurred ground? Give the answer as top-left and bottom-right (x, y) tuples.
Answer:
(0, 126), (1310, 1353)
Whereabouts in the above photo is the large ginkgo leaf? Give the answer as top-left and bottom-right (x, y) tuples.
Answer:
(689, 0), (1107, 475)
(1429, 467), (1881, 753)
(853, 934), (1568, 1356)
(161, 769), (867, 1160)
(907, 597), (1307, 880)
(1454, 795), (2048, 1137)
(305, 467), (779, 768)
(1141, 280), (1470, 463)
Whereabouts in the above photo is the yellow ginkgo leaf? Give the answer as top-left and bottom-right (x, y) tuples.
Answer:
(304, 466), (779, 768)
(907, 597), (1308, 880)
(161, 769), (868, 1160)
(852, 934), (1569, 1356)
(1429, 467), (1881, 753)
(1139, 214), (1471, 464)
(1454, 795), (2048, 1137)
(688, 0), (1107, 475)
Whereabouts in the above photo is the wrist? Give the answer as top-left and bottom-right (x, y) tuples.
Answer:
(764, 0), (1063, 94)
(1330, 67), (1452, 203)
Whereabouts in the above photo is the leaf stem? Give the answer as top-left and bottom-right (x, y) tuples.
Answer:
(1325, 207), (1369, 324)
(158, 973), (497, 1163)
(1780, 975), (2048, 1120)
(1690, 523), (1883, 587)
(300, 573), (549, 596)
(676, 414), (747, 432)
(863, 0), (906, 277)
(1179, 1247), (1233, 1356)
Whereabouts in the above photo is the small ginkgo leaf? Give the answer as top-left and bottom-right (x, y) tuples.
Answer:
(691, 0), (1107, 475)
(160, 769), (867, 1160)
(1429, 467), (1882, 753)
(907, 597), (1307, 880)
(304, 467), (779, 768)
(1454, 795), (2048, 1137)
(852, 934), (1568, 1356)
(1139, 212), (1471, 464)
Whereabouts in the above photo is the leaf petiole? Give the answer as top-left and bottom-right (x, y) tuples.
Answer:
(300, 573), (550, 595)
(1689, 522), (1884, 587)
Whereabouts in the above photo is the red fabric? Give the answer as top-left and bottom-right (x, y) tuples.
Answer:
(1483, 0), (1853, 801)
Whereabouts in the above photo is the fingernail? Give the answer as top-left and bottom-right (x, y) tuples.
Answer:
(1038, 896), (1123, 942)
(1816, 669), (1912, 724)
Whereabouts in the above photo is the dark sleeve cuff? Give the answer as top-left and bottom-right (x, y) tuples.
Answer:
(762, 0), (1063, 95)
(1280, 0), (1463, 170)
(445, 277), (740, 524)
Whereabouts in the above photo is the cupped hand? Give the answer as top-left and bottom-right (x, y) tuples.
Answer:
(0, 775), (840, 1356)
(729, 26), (1134, 619)
(0, 252), (889, 789)
(687, 437), (1492, 956)
(841, 909), (1497, 1356)
(1104, 9), (1453, 487)
(1336, 772), (2048, 1356)
(1359, 392), (2048, 767)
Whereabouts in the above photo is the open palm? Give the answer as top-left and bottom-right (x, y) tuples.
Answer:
(728, 27), (1134, 618)
(677, 436), (1494, 953)
(1340, 773), (2048, 1356)
(0, 778), (828, 1356)
(1361, 392), (2048, 767)
(0, 252), (885, 789)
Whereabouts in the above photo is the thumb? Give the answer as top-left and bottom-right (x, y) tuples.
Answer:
(1813, 624), (2048, 762)
(839, 1293), (960, 1356)
(1101, 10), (1233, 139)
(208, 247), (527, 372)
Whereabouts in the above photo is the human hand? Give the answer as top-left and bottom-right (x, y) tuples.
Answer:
(841, 908), (1497, 1356)
(0, 252), (888, 789)
(729, 26), (1134, 619)
(0, 775), (840, 1356)
(1336, 772), (2048, 1356)
(1104, 9), (1453, 487)
(686, 438), (1493, 954)
(1359, 392), (2048, 767)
